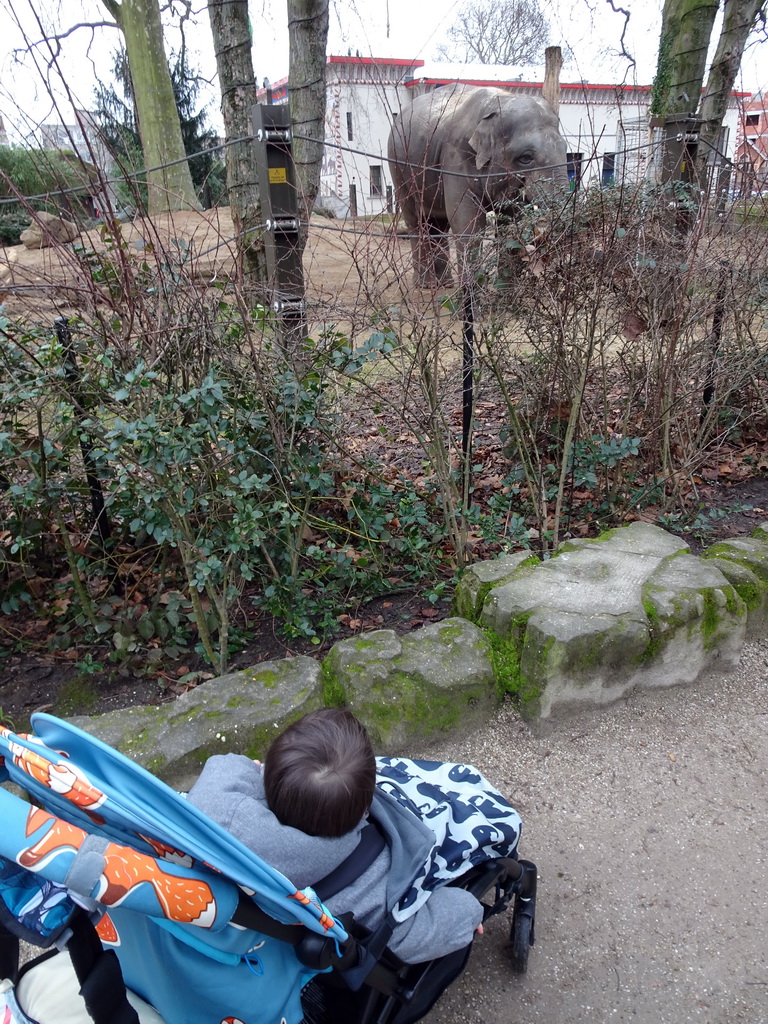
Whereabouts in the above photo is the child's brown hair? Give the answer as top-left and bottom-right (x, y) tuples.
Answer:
(264, 708), (375, 838)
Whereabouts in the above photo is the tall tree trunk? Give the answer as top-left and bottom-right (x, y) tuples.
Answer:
(288, 0), (330, 256)
(101, 0), (201, 214)
(206, 0), (267, 298)
(697, 0), (765, 161)
(652, 0), (720, 117)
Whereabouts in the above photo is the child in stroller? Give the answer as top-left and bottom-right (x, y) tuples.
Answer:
(0, 712), (537, 1024)
(189, 709), (494, 964)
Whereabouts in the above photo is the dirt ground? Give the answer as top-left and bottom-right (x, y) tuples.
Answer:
(422, 636), (768, 1024)
(0, 208), (413, 326)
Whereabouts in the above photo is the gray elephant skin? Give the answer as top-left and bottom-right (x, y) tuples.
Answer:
(387, 85), (568, 287)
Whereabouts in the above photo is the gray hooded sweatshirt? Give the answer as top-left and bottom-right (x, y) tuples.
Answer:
(187, 753), (482, 963)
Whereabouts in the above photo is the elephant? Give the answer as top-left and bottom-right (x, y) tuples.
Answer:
(387, 84), (568, 287)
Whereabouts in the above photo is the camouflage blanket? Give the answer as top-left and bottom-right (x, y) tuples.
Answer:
(375, 758), (522, 922)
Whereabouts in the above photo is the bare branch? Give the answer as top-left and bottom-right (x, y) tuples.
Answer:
(604, 0), (636, 71)
(13, 20), (118, 64)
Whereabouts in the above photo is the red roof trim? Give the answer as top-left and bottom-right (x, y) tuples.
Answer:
(406, 77), (751, 97)
(405, 78), (652, 91)
(327, 56), (425, 67)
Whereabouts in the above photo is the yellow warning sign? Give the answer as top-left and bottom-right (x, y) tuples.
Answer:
(269, 167), (287, 184)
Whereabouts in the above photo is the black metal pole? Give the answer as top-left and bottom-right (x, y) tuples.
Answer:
(700, 260), (729, 424)
(462, 285), (474, 506)
(55, 318), (112, 549)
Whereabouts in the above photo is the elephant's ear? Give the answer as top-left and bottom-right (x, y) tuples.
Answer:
(468, 111), (498, 170)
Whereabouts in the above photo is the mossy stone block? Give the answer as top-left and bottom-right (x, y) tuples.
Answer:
(638, 555), (745, 683)
(702, 536), (768, 583)
(699, 554), (768, 639)
(325, 618), (496, 751)
(452, 551), (539, 621)
(519, 609), (649, 718)
(482, 524), (747, 720)
(68, 656), (323, 790)
(557, 521), (689, 558)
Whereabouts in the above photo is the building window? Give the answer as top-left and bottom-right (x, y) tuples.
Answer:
(567, 153), (583, 191)
(346, 112), (353, 140)
(370, 165), (383, 197)
(746, 113), (760, 127)
(601, 153), (615, 187)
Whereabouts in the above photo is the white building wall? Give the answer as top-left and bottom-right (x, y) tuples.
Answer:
(320, 59), (420, 217)
(309, 58), (748, 214)
(322, 81), (399, 216)
(557, 91), (652, 187)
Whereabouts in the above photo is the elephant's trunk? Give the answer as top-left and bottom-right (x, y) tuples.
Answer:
(523, 156), (569, 205)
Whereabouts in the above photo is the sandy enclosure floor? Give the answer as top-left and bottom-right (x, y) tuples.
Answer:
(0, 209), (421, 331)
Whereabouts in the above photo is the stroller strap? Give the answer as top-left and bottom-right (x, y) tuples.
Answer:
(312, 820), (387, 902)
(66, 909), (141, 1024)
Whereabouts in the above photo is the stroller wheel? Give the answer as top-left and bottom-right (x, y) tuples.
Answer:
(509, 907), (533, 974)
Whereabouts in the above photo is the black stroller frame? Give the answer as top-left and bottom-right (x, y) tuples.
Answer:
(295, 855), (538, 1024)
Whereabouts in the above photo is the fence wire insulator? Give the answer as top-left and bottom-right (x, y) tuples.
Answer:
(256, 128), (292, 144)
(272, 298), (305, 314)
(266, 217), (300, 234)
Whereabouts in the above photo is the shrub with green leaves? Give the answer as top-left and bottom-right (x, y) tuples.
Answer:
(0, 283), (450, 674)
(0, 144), (97, 221)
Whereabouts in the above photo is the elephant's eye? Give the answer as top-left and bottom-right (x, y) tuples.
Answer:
(517, 153), (534, 166)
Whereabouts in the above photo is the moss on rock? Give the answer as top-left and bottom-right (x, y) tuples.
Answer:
(326, 618), (497, 750)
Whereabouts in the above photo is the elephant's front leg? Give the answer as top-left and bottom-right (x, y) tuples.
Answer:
(447, 197), (487, 287)
(412, 218), (453, 289)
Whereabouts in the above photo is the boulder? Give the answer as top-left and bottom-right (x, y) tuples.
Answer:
(20, 212), (79, 249)
(68, 656), (323, 791)
(702, 529), (768, 638)
(58, 521), (767, 780)
(323, 618), (496, 749)
(479, 522), (745, 720)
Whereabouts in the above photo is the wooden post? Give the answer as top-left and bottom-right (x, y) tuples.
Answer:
(542, 46), (562, 115)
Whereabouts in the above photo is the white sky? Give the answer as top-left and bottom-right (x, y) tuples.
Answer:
(0, 0), (765, 140)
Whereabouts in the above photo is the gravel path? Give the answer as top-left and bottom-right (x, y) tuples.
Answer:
(422, 639), (768, 1024)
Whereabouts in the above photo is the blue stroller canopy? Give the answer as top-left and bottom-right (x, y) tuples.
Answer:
(0, 714), (348, 1024)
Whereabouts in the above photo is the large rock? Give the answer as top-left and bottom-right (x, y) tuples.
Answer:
(68, 656), (323, 790)
(479, 522), (746, 720)
(20, 211), (79, 249)
(702, 530), (768, 638)
(323, 617), (496, 749)
(453, 550), (538, 621)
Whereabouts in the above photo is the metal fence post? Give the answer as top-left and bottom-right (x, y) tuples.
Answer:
(55, 317), (114, 558)
(251, 103), (306, 354)
(659, 113), (703, 235)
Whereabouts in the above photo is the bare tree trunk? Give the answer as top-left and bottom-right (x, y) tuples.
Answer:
(697, 0), (766, 162)
(101, 0), (201, 214)
(206, 0), (267, 298)
(652, 0), (720, 117)
(288, 0), (329, 255)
